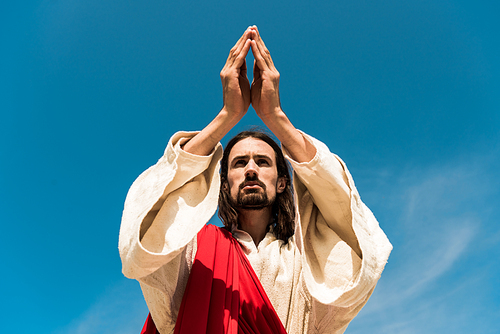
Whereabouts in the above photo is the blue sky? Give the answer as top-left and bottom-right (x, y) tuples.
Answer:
(1, 1), (499, 333)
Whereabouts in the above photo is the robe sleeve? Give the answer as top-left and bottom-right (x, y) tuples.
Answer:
(118, 131), (223, 279)
(283, 131), (392, 308)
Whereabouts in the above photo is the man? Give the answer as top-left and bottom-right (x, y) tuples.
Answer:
(119, 26), (392, 334)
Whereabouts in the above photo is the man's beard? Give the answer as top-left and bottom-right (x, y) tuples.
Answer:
(230, 177), (275, 210)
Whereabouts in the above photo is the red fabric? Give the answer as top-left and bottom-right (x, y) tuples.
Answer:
(141, 224), (287, 334)
(140, 313), (158, 334)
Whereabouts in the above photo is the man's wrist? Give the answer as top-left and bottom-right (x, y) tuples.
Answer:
(219, 107), (246, 126)
(258, 107), (287, 127)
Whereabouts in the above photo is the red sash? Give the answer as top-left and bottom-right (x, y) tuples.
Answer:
(141, 224), (287, 334)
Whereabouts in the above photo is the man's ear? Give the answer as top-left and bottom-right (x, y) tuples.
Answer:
(277, 177), (286, 194)
(222, 180), (229, 192)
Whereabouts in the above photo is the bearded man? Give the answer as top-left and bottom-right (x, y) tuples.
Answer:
(119, 26), (392, 334)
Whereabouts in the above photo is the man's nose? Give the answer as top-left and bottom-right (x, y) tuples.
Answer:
(245, 160), (258, 177)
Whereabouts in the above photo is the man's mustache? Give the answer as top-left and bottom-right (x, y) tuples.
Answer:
(238, 176), (266, 190)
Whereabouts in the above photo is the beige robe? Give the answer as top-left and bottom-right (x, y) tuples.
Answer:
(118, 131), (392, 334)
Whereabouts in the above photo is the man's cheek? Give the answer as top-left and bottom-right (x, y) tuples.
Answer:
(229, 183), (239, 199)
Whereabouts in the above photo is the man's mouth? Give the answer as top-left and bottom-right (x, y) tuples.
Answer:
(240, 180), (265, 191)
(243, 181), (260, 188)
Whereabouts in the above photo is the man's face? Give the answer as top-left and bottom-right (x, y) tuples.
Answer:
(226, 137), (285, 210)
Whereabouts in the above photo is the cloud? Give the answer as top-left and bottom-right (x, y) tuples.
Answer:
(396, 219), (476, 299)
(54, 279), (148, 334)
(54, 150), (500, 334)
(347, 150), (500, 333)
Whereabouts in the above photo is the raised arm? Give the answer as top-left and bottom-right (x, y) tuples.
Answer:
(249, 26), (317, 163)
(249, 27), (363, 257)
(183, 28), (253, 156)
(120, 29), (257, 278)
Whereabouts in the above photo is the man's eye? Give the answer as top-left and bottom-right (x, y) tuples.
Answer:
(234, 160), (246, 167)
(258, 159), (270, 166)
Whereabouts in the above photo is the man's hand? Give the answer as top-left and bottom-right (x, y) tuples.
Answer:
(183, 27), (315, 161)
(220, 28), (252, 118)
(248, 27), (317, 164)
(183, 28), (252, 156)
(250, 26), (281, 119)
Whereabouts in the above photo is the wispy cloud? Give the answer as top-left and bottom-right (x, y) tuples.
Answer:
(54, 152), (499, 334)
(347, 150), (500, 333)
(395, 219), (476, 299)
(54, 279), (148, 334)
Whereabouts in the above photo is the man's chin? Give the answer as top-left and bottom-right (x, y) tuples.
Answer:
(238, 204), (269, 211)
(235, 192), (269, 208)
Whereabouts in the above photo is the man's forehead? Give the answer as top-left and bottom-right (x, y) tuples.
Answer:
(228, 137), (275, 160)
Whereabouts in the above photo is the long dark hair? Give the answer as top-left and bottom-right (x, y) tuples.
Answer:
(218, 130), (295, 244)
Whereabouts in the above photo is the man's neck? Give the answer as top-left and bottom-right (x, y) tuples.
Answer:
(238, 206), (272, 247)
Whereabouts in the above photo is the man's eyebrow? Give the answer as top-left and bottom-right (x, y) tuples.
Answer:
(231, 154), (249, 162)
(254, 154), (272, 160)
(230, 154), (273, 162)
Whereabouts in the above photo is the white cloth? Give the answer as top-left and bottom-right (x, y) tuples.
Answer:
(119, 131), (392, 334)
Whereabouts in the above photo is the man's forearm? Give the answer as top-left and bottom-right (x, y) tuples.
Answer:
(247, 27), (317, 163)
(183, 28), (255, 156)
(260, 108), (317, 163)
(182, 108), (242, 156)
